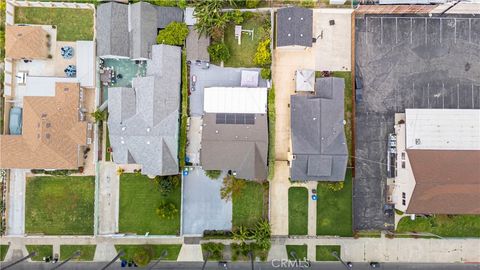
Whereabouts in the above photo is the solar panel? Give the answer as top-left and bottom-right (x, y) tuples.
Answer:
(216, 113), (226, 124)
(245, 114), (255, 125)
(226, 114), (235, 124)
(215, 113), (255, 125)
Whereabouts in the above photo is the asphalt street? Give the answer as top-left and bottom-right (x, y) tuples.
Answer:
(1, 262), (480, 270)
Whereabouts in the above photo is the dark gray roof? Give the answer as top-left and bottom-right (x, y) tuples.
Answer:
(97, 2), (183, 59)
(276, 7), (313, 48)
(201, 113), (268, 181)
(156, 6), (183, 29)
(108, 45), (181, 176)
(186, 26), (210, 62)
(96, 2), (129, 57)
(290, 77), (348, 181)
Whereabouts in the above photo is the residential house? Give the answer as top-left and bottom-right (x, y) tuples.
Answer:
(107, 45), (181, 176)
(200, 84), (268, 180)
(290, 77), (348, 181)
(392, 109), (480, 214)
(276, 7), (313, 49)
(97, 1), (183, 59)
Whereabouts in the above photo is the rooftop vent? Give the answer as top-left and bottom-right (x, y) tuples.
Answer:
(415, 138), (421, 145)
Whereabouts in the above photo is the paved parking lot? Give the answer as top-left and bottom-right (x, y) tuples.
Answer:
(354, 14), (480, 230)
(182, 168), (231, 235)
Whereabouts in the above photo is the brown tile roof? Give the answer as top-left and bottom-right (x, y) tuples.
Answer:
(0, 83), (87, 169)
(5, 25), (50, 59)
(406, 150), (480, 215)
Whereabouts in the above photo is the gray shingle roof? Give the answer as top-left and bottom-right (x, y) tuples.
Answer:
(276, 7), (313, 47)
(97, 2), (183, 59)
(108, 45), (181, 176)
(290, 77), (348, 181)
(96, 2), (129, 57)
(201, 113), (268, 181)
(186, 26), (210, 62)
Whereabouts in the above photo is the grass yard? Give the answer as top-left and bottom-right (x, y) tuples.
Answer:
(316, 169), (353, 237)
(396, 215), (480, 237)
(316, 245), (340, 261)
(105, 126), (111, 162)
(201, 243), (225, 261)
(119, 174), (181, 235)
(26, 245), (53, 261)
(286, 245), (307, 260)
(116, 245), (181, 264)
(267, 86), (276, 180)
(288, 187), (308, 235)
(232, 180), (266, 228)
(14, 7), (94, 41)
(222, 12), (270, 67)
(25, 176), (94, 235)
(60, 245), (96, 261)
(0, 245), (9, 261)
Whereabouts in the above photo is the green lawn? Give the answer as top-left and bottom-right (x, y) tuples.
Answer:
(288, 187), (308, 235)
(232, 180), (266, 228)
(267, 86), (276, 180)
(222, 12), (270, 67)
(60, 245), (96, 261)
(14, 7), (94, 41)
(396, 215), (480, 237)
(105, 126), (111, 162)
(201, 243), (225, 261)
(286, 245), (307, 260)
(119, 174), (181, 235)
(0, 245), (9, 261)
(316, 245), (340, 261)
(26, 245), (53, 261)
(316, 169), (353, 237)
(116, 245), (181, 263)
(25, 176), (94, 235)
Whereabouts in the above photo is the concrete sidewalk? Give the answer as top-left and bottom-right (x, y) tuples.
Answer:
(7, 169), (28, 236)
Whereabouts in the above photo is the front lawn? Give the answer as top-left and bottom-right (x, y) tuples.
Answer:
(0, 245), (9, 261)
(222, 12), (270, 67)
(60, 245), (96, 261)
(316, 169), (353, 237)
(288, 187), (308, 235)
(232, 180), (267, 228)
(286, 245), (307, 260)
(14, 7), (94, 41)
(25, 176), (94, 235)
(396, 215), (480, 237)
(26, 245), (53, 261)
(116, 245), (181, 265)
(316, 245), (340, 261)
(119, 174), (181, 235)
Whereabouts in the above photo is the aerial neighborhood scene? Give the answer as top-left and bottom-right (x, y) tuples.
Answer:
(0, 0), (479, 269)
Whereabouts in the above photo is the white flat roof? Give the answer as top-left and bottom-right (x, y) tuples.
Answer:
(405, 109), (480, 150)
(76, 41), (95, 87)
(203, 87), (267, 114)
(24, 76), (78, 97)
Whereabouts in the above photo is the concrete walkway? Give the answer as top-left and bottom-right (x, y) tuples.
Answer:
(6, 169), (28, 236)
(177, 245), (203, 262)
(98, 162), (120, 235)
(269, 162), (289, 236)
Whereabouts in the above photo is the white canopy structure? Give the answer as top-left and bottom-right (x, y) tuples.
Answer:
(203, 87), (267, 114)
(296, 69), (315, 92)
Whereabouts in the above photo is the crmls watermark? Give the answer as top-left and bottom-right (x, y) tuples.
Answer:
(272, 258), (312, 268)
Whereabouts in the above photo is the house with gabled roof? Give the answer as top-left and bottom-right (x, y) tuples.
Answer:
(107, 44), (181, 176)
(276, 7), (313, 49)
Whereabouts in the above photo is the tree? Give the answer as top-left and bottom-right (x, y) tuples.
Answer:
(132, 246), (153, 267)
(220, 175), (246, 201)
(156, 22), (189, 46)
(246, 0), (261, 8)
(252, 219), (271, 251)
(205, 170), (222, 180)
(193, 0), (235, 36)
(208, 43), (230, 62)
(226, 10), (244, 25)
(156, 202), (178, 219)
(155, 175), (180, 195)
(260, 68), (271, 80)
(91, 110), (106, 122)
(233, 226), (251, 241)
(253, 38), (271, 67)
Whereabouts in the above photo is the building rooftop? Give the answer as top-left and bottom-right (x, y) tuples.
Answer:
(203, 87), (267, 114)
(5, 25), (50, 60)
(276, 7), (313, 48)
(107, 45), (181, 176)
(0, 83), (88, 169)
(290, 77), (348, 181)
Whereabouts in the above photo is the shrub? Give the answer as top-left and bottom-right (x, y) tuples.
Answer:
(156, 22), (189, 46)
(220, 176), (246, 201)
(253, 39), (271, 67)
(252, 219), (271, 251)
(327, 181), (344, 191)
(208, 43), (231, 62)
(260, 68), (271, 80)
(116, 167), (124, 176)
(155, 175), (180, 195)
(300, 0), (316, 8)
(203, 230), (233, 239)
(226, 10), (244, 24)
(205, 170), (222, 180)
(395, 209), (404, 215)
(210, 26), (225, 43)
(132, 247), (152, 266)
(156, 202), (178, 219)
(246, 0), (261, 8)
(91, 110), (106, 122)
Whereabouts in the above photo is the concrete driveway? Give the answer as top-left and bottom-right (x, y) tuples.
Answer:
(313, 9), (353, 72)
(98, 162), (119, 235)
(182, 167), (231, 235)
(7, 169), (27, 236)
